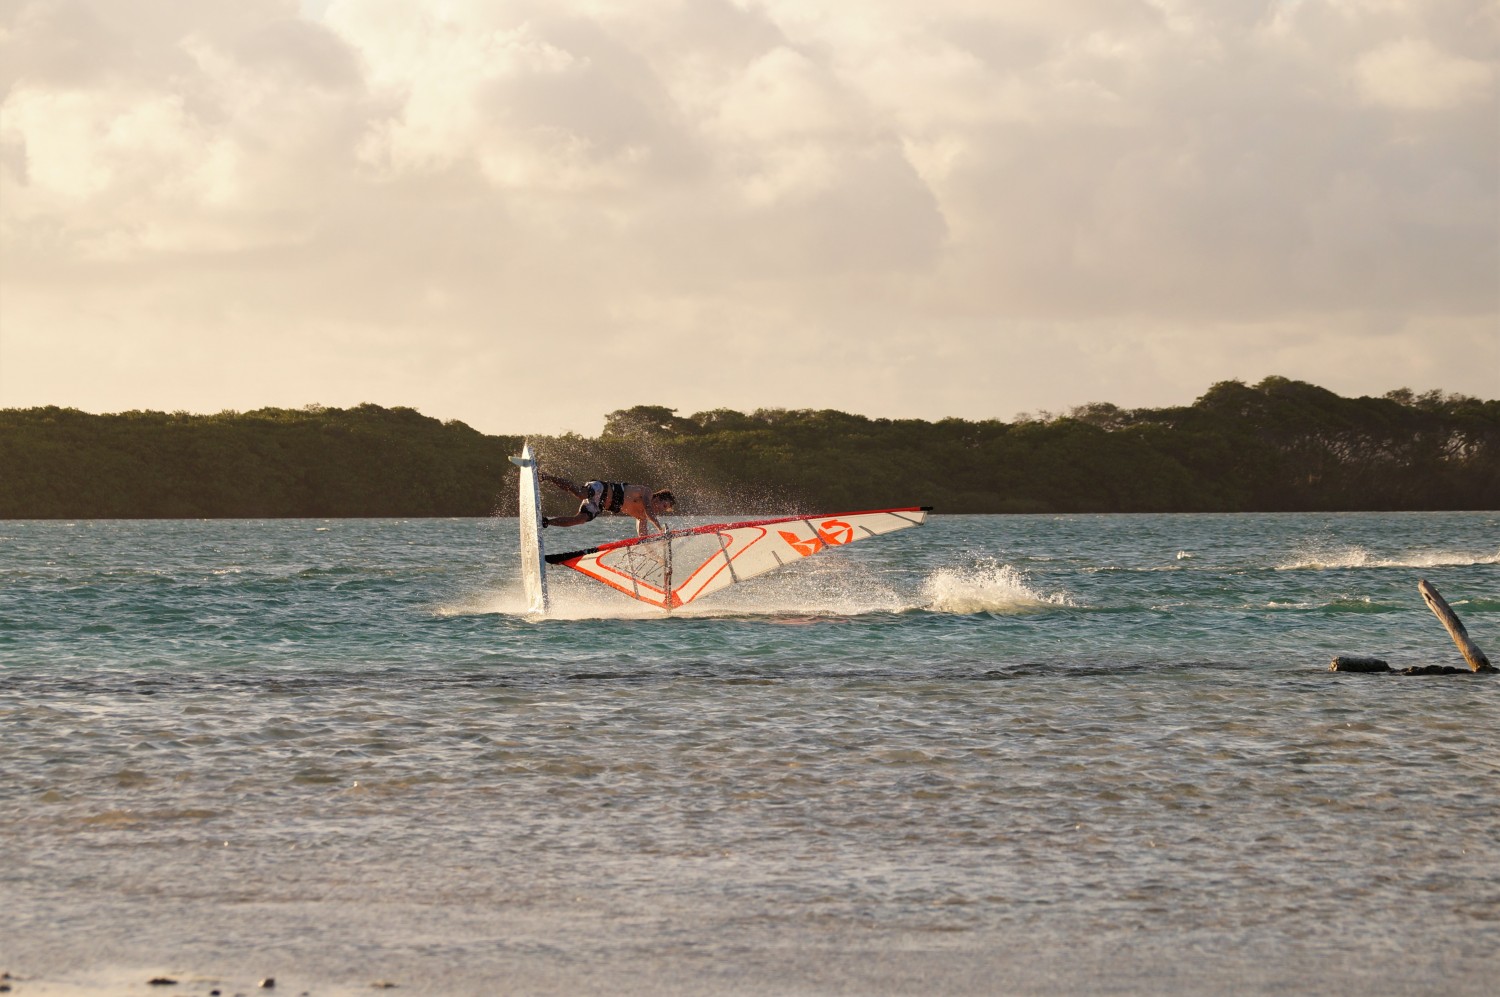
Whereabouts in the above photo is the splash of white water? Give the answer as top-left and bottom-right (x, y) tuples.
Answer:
(920, 558), (1073, 614)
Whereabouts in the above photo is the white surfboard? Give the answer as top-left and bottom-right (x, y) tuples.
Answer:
(509, 443), (548, 615)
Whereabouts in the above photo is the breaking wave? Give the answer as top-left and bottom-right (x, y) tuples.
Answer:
(1276, 543), (1500, 571)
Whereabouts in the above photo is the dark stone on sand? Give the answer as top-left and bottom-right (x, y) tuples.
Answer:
(259, 979), (275, 989)
(147, 978), (177, 986)
(1329, 656), (1390, 672)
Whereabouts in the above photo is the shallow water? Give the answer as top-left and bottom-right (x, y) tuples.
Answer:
(2, 514), (1497, 994)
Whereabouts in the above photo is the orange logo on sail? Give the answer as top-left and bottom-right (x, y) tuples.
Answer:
(779, 530), (824, 557)
(818, 520), (853, 545)
(779, 519), (854, 557)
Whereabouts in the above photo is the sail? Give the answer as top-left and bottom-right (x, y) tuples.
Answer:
(545, 507), (930, 610)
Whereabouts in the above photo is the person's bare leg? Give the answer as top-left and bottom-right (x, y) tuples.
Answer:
(539, 473), (587, 500)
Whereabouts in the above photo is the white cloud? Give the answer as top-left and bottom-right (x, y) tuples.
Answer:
(0, 0), (1495, 433)
(1354, 37), (1493, 109)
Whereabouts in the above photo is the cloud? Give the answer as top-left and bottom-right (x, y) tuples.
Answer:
(0, 0), (1495, 433)
(1354, 36), (1493, 109)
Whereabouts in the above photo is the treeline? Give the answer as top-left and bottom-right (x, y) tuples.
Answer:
(0, 405), (519, 518)
(2, 378), (1496, 518)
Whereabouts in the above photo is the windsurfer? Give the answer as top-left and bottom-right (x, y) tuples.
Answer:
(539, 473), (675, 536)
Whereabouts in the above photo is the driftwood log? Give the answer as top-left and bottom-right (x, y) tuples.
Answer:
(1418, 579), (1495, 673)
(1329, 580), (1494, 674)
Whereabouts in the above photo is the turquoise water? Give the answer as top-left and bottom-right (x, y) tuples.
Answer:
(2, 513), (1497, 995)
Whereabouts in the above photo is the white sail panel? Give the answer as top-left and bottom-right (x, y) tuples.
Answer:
(547, 507), (929, 610)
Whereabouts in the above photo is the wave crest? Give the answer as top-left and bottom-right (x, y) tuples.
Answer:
(1277, 543), (1500, 571)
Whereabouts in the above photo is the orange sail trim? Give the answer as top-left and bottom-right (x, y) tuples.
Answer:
(546, 507), (930, 610)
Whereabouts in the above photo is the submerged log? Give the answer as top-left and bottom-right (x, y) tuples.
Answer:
(1418, 579), (1495, 673)
(1330, 656), (1391, 672)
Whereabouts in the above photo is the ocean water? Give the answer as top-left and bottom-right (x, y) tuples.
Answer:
(1, 513), (1497, 995)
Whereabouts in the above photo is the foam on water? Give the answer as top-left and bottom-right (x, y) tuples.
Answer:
(432, 586), (533, 618)
(921, 557), (1073, 614)
(1277, 541), (1500, 571)
(1260, 595), (1402, 613)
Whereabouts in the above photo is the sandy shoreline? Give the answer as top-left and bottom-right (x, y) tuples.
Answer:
(3, 968), (388, 997)
(8, 938), (1498, 997)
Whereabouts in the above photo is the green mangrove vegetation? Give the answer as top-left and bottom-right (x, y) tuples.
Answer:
(3, 378), (1496, 518)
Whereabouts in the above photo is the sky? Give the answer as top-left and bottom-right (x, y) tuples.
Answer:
(1, 0), (1496, 436)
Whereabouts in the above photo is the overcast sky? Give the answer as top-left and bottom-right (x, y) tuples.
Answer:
(1, 0), (1496, 435)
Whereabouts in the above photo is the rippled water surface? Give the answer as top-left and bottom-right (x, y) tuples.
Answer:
(2, 514), (1497, 995)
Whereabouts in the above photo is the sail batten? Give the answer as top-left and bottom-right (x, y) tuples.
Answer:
(546, 507), (930, 610)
